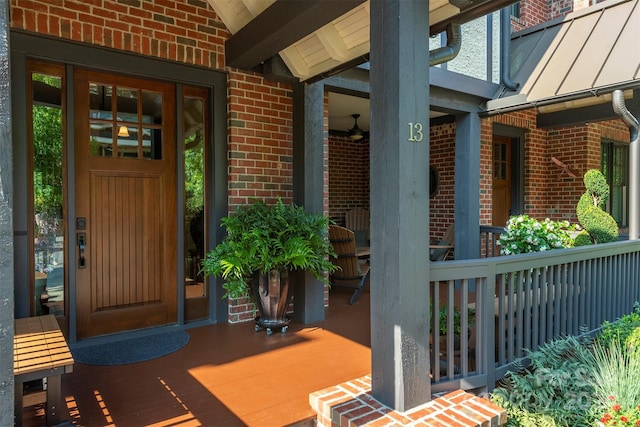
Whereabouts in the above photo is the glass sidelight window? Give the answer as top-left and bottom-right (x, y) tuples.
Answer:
(30, 64), (66, 317)
(183, 86), (209, 322)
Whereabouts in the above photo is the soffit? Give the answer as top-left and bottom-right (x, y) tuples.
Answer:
(486, 0), (640, 114)
(208, 0), (518, 82)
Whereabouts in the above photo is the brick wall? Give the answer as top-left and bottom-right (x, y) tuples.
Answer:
(513, 0), (609, 31)
(329, 134), (370, 225)
(227, 72), (294, 209)
(10, 0), (226, 69)
(10, 0), (300, 324)
(513, 0), (551, 31)
(429, 121), (456, 239)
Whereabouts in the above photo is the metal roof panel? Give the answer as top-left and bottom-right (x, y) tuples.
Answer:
(487, 0), (640, 114)
(594, 1), (640, 87)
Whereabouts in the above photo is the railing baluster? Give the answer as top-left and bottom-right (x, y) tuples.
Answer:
(428, 240), (640, 394)
(532, 267), (540, 351)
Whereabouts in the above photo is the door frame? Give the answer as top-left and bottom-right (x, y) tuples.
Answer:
(493, 124), (525, 222)
(11, 31), (229, 343)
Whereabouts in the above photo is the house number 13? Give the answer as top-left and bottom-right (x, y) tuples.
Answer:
(408, 122), (424, 142)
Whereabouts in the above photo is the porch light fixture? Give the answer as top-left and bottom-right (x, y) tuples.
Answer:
(118, 125), (130, 137)
(348, 114), (364, 140)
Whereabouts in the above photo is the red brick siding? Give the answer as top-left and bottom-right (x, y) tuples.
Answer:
(480, 119), (494, 225)
(429, 121), (456, 239)
(329, 135), (370, 225)
(513, 0), (612, 32)
(513, 0), (551, 31)
(227, 71), (294, 209)
(10, 0), (227, 69)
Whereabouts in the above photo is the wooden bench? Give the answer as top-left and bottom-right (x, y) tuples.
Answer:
(14, 314), (74, 427)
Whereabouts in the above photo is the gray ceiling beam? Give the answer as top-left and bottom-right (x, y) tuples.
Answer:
(323, 67), (371, 98)
(225, 0), (366, 70)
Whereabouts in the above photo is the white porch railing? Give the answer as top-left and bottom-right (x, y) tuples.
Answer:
(429, 239), (640, 393)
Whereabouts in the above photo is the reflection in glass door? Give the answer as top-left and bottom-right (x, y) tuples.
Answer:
(30, 63), (66, 318)
(183, 86), (209, 322)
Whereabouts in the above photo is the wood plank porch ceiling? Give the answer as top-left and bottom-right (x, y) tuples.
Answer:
(207, 0), (519, 82)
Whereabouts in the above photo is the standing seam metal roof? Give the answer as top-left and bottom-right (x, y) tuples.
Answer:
(486, 0), (640, 114)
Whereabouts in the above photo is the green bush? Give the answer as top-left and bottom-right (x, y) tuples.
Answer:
(497, 215), (577, 255)
(492, 305), (640, 426)
(598, 302), (640, 354)
(573, 230), (593, 247)
(575, 169), (618, 245)
(490, 336), (595, 426)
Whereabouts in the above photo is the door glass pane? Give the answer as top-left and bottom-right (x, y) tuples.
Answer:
(117, 124), (138, 158)
(117, 87), (138, 122)
(90, 120), (114, 157)
(142, 90), (163, 124)
(32, 73), (65, 316)
(89, 83), (113, 115)
(184, 93), (206, 321)
(142, 127), (162, 160)
(89, 83), (115, 158)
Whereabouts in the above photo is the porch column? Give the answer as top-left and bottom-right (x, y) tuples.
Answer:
(454, 112), (481, 259)
(370, 0), (431, 411)
(292, 82), (326, 323)
(0, 0), (15, 424)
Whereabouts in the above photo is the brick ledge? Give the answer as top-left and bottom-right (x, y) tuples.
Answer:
(309, 375), (507, 426)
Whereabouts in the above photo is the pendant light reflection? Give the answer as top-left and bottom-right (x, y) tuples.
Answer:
(118, 125), (130, 138)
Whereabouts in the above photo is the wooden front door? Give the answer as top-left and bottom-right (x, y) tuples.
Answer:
(74, 69), (177, 338)
(492, 135), (512, 227)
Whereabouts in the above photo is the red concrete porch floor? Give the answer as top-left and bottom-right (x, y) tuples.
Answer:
(22, 289), (373, 427)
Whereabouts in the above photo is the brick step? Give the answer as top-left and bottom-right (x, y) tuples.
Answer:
(310, 375), (507, 426)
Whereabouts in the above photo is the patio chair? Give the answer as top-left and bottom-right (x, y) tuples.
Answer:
(328, 225), (371, 304)
(429, 223), (454, 261)
(345, 208), (370, 247)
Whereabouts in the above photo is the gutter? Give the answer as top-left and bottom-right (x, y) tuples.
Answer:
(429, 23), (462, 67)
(500, 7), (519, 91)
(483, 81), (640, 116)
(612, 89), (640, 240)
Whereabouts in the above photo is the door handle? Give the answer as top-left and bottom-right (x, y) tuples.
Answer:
(77, 232), (86, 269)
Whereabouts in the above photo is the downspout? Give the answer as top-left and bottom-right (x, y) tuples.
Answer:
(500, 7), (519, 91)
(429, 23), (462, 66)
(612, 90), (640, 240)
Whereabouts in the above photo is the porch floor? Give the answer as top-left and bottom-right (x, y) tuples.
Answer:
(22, 289), (372, 427)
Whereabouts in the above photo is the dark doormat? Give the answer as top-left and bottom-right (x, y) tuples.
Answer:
(71, 329), (190, 365)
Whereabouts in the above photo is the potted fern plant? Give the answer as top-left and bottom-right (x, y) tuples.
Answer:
(201, 199), (336, 334)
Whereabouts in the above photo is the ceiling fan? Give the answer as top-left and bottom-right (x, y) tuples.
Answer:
(329, 114), (369, 141)
(348, 114), (365, 140)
